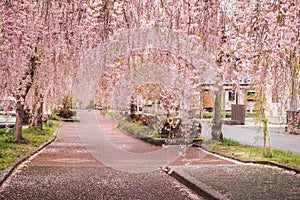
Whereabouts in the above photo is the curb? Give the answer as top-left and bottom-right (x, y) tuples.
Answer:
(166, 147), (299, 200)
(0, 128), (59, 186)
(166, 168), (229, 200)
(61, 119), (80, 122)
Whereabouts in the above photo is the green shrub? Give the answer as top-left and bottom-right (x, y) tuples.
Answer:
(46, 120), (54, 128)
(246, 112), (259, 118)
(203, 112), (213, 118)
(117, 118), (152, 136)
(106, 109), (115, 117)
(225, 112), (231, 118)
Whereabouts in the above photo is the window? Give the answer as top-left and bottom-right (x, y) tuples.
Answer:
(247, 92), (256, 101)
(228, 90), (235, 101)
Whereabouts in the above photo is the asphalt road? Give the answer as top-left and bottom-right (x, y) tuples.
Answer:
(200, 120), (300, 155)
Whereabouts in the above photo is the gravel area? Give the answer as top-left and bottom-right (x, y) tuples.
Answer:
(0, 165), (204, 200)
(172, 164), (300, 200)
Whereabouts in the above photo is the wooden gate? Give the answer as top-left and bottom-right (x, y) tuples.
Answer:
(231, 104), (245, 125)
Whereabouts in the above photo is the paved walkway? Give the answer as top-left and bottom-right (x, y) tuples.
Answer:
(1, 110), (299, 200)
(1, 110), (223, 200)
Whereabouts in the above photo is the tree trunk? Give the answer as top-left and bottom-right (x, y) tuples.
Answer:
(32, 91), (43, 130)
(267, 125), (273, 156)
(32, 100), (43, 130)
(13, 54), (37, 142)
(260, 87), (273, 156)
(211, 83), (224, 141)
(262, 115), (273, 156)
(262, 118), (267, 155)
(13, 101), (25, 143)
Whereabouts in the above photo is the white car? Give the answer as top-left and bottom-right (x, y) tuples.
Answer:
(0, 96), (17, 127)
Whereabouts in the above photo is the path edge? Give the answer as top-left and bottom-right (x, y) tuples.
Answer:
(164, 167), (229, 200)
(0, 127), (60, 186)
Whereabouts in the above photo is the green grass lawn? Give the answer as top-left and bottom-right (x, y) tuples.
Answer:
(0, 121), (59, 172)
(213, 138), (300, 169)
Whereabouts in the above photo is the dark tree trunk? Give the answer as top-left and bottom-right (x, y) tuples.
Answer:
(32, 100), (43, 130)
(13, 54), (37, 142)
(13, 101), (25, 143)
(211, 83), (224, 141)
(32, 89), (43, 130)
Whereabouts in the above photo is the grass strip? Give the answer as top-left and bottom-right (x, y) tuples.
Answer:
(213, 138), (300, 169)
(0, 121), (59, 172)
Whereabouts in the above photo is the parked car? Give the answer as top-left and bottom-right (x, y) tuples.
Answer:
(0, 96), (17, 127)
